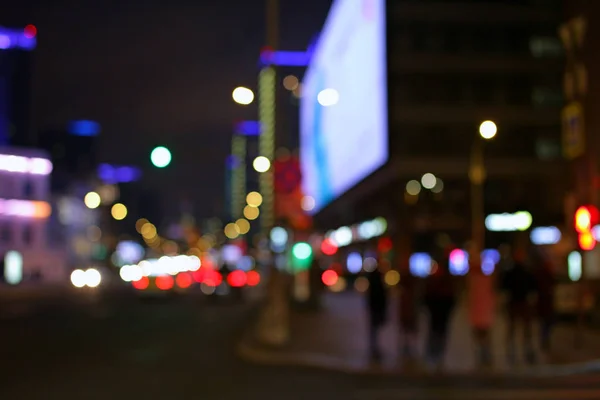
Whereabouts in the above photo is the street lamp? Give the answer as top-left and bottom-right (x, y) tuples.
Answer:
(150, 146), (172, 168)
(479, 120), (497, 140)
(470, 120), (498, 253)
(253, 156), (271, 173)
(232, 87), (254, 105)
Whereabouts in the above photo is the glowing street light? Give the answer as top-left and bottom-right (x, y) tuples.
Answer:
(317, 88), (339, 107)
(479, 120), (497, 140)
(111, 203), (128, 220)
(253, 156), (271, 173)
(246, 191), (263, 207)
(84, 192), (101, 209)
(150, 146), (172, 168)
(232, 86), (255, 105)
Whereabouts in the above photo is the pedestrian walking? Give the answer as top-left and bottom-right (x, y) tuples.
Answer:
(502, 246), (537, 364)
(532, 247), (556, 357)
(424, 249), (456, 371)
(467, 245), (496, 367)
(366, 261), (388, 361)
(398, 272), (419, 361)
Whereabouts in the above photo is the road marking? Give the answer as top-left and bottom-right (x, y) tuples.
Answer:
(354, 388), (600, 400)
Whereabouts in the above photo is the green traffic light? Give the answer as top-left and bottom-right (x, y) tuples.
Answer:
(291, 242), (313, 271)
(151, 146), (172, 168)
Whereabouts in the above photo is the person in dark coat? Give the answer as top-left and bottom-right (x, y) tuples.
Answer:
(366, 263), (388, 361)
(399, 272), (418, 361)
(501, 247), (537, 364)
(533, 248), (556, 354)
(424, 250), (457, 371)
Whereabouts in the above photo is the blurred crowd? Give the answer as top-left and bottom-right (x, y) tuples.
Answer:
(365, 243), (556, 370)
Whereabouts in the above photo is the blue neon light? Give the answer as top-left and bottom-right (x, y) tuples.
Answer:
(260, 50), (311, 67)
(68, 120), (101, 137)
(97, 164), (141, 183)
(0, 26), (36, 51)
(235, 121), (261, 136)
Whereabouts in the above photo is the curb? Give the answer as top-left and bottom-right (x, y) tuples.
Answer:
(237, 335), (600, 378)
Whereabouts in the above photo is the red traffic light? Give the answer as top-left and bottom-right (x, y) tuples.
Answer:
(579, 231), (596, 251)
(575, 205), (599, 233)
(24, 24), (37, 38)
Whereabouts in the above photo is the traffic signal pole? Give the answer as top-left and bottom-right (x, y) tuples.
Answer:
(560, 15), (597, 349)
(255, 0), (290, 347)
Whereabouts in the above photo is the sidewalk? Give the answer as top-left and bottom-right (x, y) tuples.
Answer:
(238, 291), (600, 376)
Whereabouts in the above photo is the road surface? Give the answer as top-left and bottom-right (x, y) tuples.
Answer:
(1, 292), (599, 399)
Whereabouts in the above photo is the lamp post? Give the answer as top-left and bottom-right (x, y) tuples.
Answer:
(469, 120), (497, 254)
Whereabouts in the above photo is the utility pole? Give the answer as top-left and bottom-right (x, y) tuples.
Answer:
(256, 0), (290, 346)
(560, 14), (591, 349)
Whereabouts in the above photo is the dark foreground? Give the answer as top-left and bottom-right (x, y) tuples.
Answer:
(1, 292), (600, 400)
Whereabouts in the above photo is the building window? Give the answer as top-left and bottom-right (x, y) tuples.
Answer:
(23, 180), (34, 199)
(536, 138), (561, 160)
(1, 224), (11, 244)
(22, 225), (32, 245)
(532, 87), (563, 107)
(529, 37), (563, 58)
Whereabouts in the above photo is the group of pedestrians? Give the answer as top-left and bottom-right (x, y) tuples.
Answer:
(365, 244), (556, 370)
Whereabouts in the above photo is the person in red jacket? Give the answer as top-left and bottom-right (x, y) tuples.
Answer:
(399, 272), (418, 361)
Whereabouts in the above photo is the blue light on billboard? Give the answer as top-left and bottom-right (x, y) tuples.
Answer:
(235, 120), (262, 136)
(300, 0), (388, 214)
(68, 120), (101, 136)
(260, 50), (311, 67)
(98, 164), (142, 183)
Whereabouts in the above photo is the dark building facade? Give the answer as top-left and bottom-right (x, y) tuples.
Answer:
(0, 27), (35, 147)
(316, 0), (567, 249)
(38, 129), (99, 192)
(561, 1), (600, 215)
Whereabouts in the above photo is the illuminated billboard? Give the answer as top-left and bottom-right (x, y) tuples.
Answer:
(300, 0), (388, 214)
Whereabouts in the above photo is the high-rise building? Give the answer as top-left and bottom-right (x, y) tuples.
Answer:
(0, 147), (66, 284)
(304, 0), (567, 248)
(38, 124), (100, 192)
(560, 2), (599, 213)
(0, 25), (36, 147)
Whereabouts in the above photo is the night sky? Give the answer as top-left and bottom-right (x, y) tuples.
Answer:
(3, 0), (332, 219)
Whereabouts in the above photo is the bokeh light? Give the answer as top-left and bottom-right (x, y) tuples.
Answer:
(317, 88), (339, 107)
(384, 270), (401, 286)
(479, 120), (498, 139)
(87, 226), (102, 242)
(150, 146), (172, 168)
(431, 178), (444, 194)
(136, 218), (149, 233)
(246, 191), (263, 207)
(111, 203), (127, 220)
(84, 191), (101, 209)
(253, 156), (271, 173)
(236, 218), (251, 235)
(243, 205), (259, 220)
(354, 276), (369, 292)
(232, 86), (254, 105)
(224, 223), (240, 239)
(246, 270), (261, 286)
(141, 223), (157, 239)
(322, 270), (338, 286)
(406, 180), (421, 196)
(301, 196), (316, 212)
(283, 75), (299, 91)
(421, 173), (437, 190)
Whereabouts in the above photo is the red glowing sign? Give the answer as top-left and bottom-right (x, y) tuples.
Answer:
(227, 270), (247, 288)
(24, 24), (37, 38)
(321, 270), (338, 287)
(132, 276), (149, 290)
(155, 275), (174, 291)
(246, 270), (261, 286)
(176, 273), (193, 289)
(321, 239), (338, 256)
